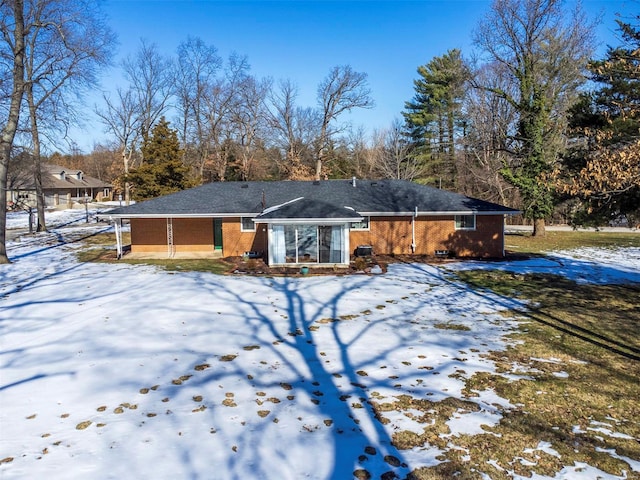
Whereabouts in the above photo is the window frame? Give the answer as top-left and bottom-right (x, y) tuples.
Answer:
(350, 216), (370, 231)
(240, 217), (256, 232)
(454, 214), (476, 230)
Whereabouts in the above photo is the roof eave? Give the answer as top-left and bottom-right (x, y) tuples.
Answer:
(363, 210), (520, 216)
(254, 217), (362, 224)
(97, 212), (256, 220)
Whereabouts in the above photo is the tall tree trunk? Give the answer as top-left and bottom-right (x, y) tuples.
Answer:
(122, 149), (132, 205)
(533, 218), (546, 237)
(315, 123), (328, 181)
(0, 0), (26, 264)
(34, 157), (46, 231)
(26, 83), (47, 232)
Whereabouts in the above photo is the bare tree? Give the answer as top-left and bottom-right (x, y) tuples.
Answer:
(202, 53), (250, 181)
(122, 39), (173, 148)
(84, 143), (120, 182)
(97, 41), (172, 201)
(21, 0), (114, 230)
(343, 126), (374, 179)
(0, 0), (26, 263)
(173, 36), (221, 179)
(473, 0), (596, 235)
(95, 87), (140, 203)
(267, 79), (318, 179)
(227, 74), (271, 180)
(370, 119), (424, 181)
(315, 65), (373, 180)
(462, 61), (518, 204)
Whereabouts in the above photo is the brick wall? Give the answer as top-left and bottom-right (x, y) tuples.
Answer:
(129, 215), (505, 258)
(350, 216), (413, 255)
(130, 218), (167, 253)
(173, 218), (214, 253)
(350, 215), (504, 257)
(442, 215), (505, 257)
(129, 217), (265, 257)
(222, 218), (268, 257)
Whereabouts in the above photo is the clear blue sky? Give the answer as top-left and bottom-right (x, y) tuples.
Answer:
(73, 0), (629, 152)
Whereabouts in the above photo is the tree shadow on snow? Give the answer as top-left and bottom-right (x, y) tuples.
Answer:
(181, 272), (429, 480)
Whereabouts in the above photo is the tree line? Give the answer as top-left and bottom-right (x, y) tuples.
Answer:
(1, 0), (638, 264)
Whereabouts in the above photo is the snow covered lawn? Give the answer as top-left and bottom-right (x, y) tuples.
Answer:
(1, 210), (638, 479)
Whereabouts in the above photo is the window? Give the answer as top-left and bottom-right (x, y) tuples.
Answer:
(241, 217), (256, 232)
(455, 215), (476, 230)
(350, 216), (370, 230)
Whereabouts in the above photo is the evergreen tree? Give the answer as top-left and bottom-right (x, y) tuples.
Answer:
(403, 49), (468, 189)
(558, 17), (640, 226)
(127, 117), (194, 200)
(473, 0), (595, 236)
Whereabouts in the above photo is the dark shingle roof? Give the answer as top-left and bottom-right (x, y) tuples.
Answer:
(103, 179), (519, 218)
(10, 164), (111, 190)
(256, 197), (363, 221)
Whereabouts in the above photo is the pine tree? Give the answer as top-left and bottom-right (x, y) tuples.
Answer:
(127, 117), (194, 200)
(558, 17), (640, 226)
(403, 49), (468, 189)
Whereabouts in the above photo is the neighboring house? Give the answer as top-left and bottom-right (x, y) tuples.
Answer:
(102, 179), (519, 266)
(7, 164), (112, 209)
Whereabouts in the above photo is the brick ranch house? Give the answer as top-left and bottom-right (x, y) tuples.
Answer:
(7, 164), (112, 209)
(102, 178), (519, 266)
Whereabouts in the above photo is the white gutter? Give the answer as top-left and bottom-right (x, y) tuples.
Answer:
(100, 210), (521, 220)
(254, 217), (362, 225)
(359, 210), (521, 217)
(97, 212), (261, 220)
(411, 206), (417, 253)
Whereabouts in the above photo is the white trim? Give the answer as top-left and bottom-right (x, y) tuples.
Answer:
(267, 223), (350, 267)
(240, 217), (256, 232)
(256, 217), (360, 225)
(99, 212), (259, 220)
(114, 219), (123, 259)
(359, 211), (518, 217)
(261, 197), (304, 215)
(350, 216), (370, 231)
(101, 210), (519, 220)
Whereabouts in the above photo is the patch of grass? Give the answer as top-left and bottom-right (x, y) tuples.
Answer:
(403, 270), (640, 479)
(136, 258), (233, 275)
(76, 248), (233, 274)
(373, 395), (480, 452)
(433, 323), (471, 331)
(81, 231), (131, 246)
(505, 230), (640, 255)
(75, 231), (233, 274)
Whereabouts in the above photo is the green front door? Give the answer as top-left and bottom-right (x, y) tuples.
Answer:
(213, 219), (223, 250)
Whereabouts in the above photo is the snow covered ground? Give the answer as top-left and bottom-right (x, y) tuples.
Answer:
(1, 209), (638, 479)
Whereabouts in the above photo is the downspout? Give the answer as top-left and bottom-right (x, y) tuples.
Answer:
(113, 217), (122, 259)
(167, 218), (175, 258)
(502, 215), (506, 257)
(411, 206), (417, 253)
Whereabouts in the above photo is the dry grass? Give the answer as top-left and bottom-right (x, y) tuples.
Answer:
(385, 232), (639, 478)
(402, 270), (640, 479)
(442, 271), (640, 478)
(76, 231), (234, 274)
(504, 230), (640, 254)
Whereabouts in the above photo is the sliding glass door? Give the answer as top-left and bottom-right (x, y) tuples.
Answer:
(270, 224), (346, 265)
